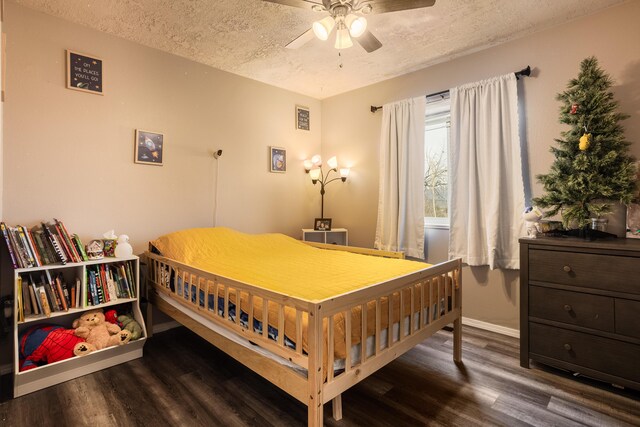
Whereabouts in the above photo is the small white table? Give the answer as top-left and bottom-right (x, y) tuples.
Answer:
(302, 228), (348, 246)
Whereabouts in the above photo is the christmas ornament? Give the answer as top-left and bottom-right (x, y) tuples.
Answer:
(579, 133), (591, 151)
(570, 103), (579, 114)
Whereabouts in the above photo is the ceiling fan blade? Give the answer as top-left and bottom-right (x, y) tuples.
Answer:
(262, 0), (324, 10)
(286, 28), (316, 49)
(355, 30), (382, 53)
(368, 0), (436, 14)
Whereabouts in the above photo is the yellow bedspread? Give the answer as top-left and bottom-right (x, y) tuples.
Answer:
(151, 227), (448, 362)
(151, 227), (429, 301)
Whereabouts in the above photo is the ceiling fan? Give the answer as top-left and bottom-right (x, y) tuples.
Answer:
(263, 0), (436, 53)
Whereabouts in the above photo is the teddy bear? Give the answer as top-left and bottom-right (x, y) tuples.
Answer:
(72, 309), (132, 356)
(19, 324), (86, 371)
(118, 314), (143, 340)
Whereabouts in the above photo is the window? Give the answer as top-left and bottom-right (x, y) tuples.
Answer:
(424, 96), (450, 228)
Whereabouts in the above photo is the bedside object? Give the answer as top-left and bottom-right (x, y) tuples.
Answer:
(520, 237), (640, 390)
(302, 228), (348, 246)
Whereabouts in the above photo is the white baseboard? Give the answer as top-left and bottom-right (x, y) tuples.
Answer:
(462, 317), (520, 338)
(152, 320), (181, 334)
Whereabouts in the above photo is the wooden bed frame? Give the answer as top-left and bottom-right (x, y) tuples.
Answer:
(144, 242), (462, 426)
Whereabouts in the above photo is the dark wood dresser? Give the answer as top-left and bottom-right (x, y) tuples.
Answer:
(520, 237), (640, 390)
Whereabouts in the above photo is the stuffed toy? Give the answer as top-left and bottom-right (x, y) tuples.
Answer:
(118, 314), (143, 340)
(72, 309), (132, 356)
(19, 325), (86, 371)
(104, 309), (121, 327)
(523, 206), (543, 238)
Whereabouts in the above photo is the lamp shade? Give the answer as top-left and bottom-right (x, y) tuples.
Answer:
(303, 159), (314, 172)
(311, 154), (322, 165)
(327, 156), (338, 170)
(345, 14), (367, 38)
(334, 27), (353, 49)
(309, 168), (321, 181)
(312, 16), (335, 41)
(340, 167), (350, 180)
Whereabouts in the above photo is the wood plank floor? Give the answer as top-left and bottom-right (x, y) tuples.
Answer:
(1, 324), (639, 426)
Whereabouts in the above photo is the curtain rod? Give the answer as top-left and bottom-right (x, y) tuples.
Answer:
(370, 65), (531, 113)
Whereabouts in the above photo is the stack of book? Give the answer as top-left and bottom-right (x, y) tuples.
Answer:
(86, 261), (136, 306)
(1, 219), (88, 268)
(17, 271), (81, 320)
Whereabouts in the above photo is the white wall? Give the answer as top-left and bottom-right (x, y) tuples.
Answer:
(322, 1), (640, 330)
(2, 2), (321, 255)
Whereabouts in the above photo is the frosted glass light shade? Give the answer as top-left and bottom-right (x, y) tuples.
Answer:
(335, 27), (353, 49)
(346, 15), (367, 38)
(311, 154), (322, 165)
(303, 159), (314, 172)
(327, 156), (338, 170)
(340, 167), (350, 179)
(312, 16), (335, 41)
(309, 168), (321, 181)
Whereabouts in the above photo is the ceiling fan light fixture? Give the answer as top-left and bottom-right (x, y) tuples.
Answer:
(334, 25), (353, 49)
(345, 14), (367, 38)
(312, 16), (335, 41)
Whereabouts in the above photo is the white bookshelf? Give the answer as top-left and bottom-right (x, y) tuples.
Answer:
(10, 256), (147, 397)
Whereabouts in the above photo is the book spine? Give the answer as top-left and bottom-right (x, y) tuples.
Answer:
(29, 276), (42, 314)
(11, 227), (32, 268)
(88, 270), (98, 306)
(44, 282), (60, 312)
(17, 276), (24, 322)
(55, 219), (81, 263)
(16, 226), (37, 267)
(106, 270), (118, 301)
(126, 261), (136, 298)
(24, 227), (43, 267)
(42, 223), (66, 264)
(60, 277), (71, 308)
(55, 276), (69, 311)
(21, 276), (32, 316)
(76, 277), (82, 308)
(37, 286), (51, 317)
(32, 231), (51, 265)
(52, 222), (74, 262)
(73, 234), (89, 261)
(99, 264), (110, 302)
(28, 282), (39, 315)
(119, 264), (131, 298)
(0, 222), (19, 268)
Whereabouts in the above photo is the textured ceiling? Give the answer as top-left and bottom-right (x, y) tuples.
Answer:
(14, 0), (624, 99)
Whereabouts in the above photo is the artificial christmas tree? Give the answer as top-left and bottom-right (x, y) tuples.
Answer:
(533, 56), (636, 234)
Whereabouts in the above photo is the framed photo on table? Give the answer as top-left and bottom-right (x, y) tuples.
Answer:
(314, 218), (332, 231)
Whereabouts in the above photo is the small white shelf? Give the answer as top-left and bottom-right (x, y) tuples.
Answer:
(302, 228), (348, 246)
(7, 255), (147, 397)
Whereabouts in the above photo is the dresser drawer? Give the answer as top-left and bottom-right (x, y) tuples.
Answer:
(530, 323), (640, 383)
(529, 249), (639, 293)
(529, 286), (614, 332)
(615, 299), (640, 339)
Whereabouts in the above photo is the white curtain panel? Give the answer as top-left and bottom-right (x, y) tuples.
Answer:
(375, 97), (426, 259)
(449, 74), (526, 269)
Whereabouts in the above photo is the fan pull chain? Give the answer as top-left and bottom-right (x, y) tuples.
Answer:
(338, 51), (343, 69)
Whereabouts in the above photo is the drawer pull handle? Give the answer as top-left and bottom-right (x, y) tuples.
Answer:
(564, 304), (572, 312)
(563, 265), (572, 273)
(564, 343), (572, 351)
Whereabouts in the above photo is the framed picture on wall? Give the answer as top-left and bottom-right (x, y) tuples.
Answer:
(135, 129), (164, 166)
(296, 105), (310, 131)
(66, 50), (104, 95)
(270, 146), (286, 173)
